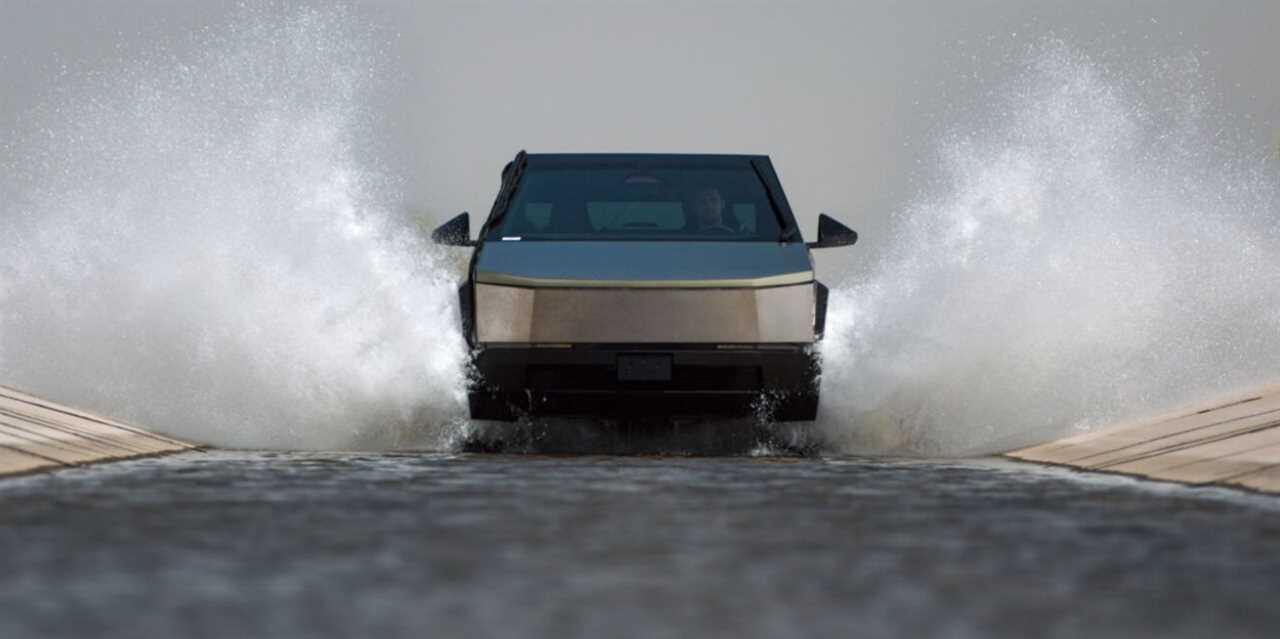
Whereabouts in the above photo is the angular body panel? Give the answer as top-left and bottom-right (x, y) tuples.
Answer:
(475, 241), (813, 288)
(475, 283), (816, 344)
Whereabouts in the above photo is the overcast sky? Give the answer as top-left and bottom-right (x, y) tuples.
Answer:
(3, 0), (1278, 262)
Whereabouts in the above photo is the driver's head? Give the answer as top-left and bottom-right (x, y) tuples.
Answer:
(692, 187), (724, 228)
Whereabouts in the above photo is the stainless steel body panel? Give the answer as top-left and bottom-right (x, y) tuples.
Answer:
(475, 271), (813, 289)
(475, 283), (817, 344)
(475, 241), (814, 289)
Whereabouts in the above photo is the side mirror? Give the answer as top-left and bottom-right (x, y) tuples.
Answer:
(431, 212), (475, 246)
(807, 214), (858, 249)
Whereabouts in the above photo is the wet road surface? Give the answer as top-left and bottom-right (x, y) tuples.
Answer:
(1, 450), (1278, 638)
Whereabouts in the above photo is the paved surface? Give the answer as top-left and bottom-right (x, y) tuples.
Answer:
(1008, 386), (1280, 492)
(1, 450), (1277, 639)
(0, 386), (195, 476)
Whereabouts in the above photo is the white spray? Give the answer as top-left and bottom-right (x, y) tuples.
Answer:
(0, 7), (469, 449)
(817, 43), (1280, 455)
(4, 13), (1277, 457)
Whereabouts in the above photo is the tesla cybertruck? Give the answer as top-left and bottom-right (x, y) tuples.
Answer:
(432, 152), (857, 422)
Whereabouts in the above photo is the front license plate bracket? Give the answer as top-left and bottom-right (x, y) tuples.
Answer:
(617, 354), (673, 382)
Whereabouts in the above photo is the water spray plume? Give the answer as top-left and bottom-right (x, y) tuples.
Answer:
(818, 43), (1280, 456)
(0, 7), (469, 449)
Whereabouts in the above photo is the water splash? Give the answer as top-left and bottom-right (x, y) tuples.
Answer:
(817, 43), (1280, 456)
(6, 15), (1278, 458)
(0, 6), (469, 449)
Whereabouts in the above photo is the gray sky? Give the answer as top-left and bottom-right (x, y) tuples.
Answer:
(3, 0), (1278, 261)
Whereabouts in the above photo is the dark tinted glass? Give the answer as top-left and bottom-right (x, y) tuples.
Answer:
(489, 165), (783, 241)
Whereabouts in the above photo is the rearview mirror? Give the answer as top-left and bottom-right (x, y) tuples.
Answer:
(807, 214), (858, 249)
(432, 212), (475, 246)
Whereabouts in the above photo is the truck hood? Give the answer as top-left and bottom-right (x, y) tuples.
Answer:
(473, 241), (814, 288)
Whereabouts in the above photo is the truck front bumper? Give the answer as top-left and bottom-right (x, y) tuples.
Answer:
(467, 344), (820, 422)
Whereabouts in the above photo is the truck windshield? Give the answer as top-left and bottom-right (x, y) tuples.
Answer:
(488, 164), (784, 241)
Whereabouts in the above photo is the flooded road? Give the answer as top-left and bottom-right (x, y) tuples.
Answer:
(1, 451), (1277, 638)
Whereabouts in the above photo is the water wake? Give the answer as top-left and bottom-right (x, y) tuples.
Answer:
(817, 43), (1280, 455)
(0, 7), (469, 449)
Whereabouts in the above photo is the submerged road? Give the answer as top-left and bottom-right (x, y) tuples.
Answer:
(1, 451), (1277, 638)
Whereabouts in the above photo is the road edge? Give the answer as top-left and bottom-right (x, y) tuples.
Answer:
(0, 385), (200, 478)
(1004, 385), (1280, 494)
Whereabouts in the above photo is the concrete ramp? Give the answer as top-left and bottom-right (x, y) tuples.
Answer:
(1007, 386), (1280, 493)
(0, 385), (197, 477)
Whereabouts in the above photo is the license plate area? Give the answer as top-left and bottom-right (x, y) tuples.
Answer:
(617, 354), (672, 382)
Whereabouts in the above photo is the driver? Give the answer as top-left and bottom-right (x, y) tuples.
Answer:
(690, 187), (736, 235)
